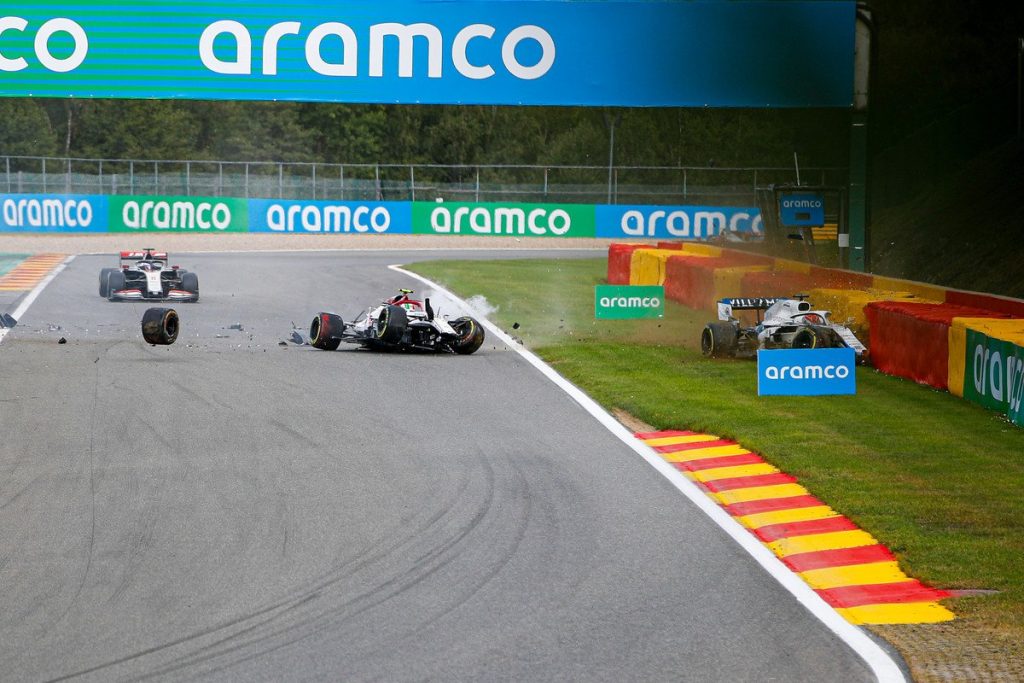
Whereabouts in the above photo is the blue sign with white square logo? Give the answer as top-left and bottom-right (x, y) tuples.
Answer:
(758, 348), (856, 396)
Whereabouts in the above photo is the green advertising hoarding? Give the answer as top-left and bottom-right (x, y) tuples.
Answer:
(963, 329), (1024, 427)
(595, 285), (664, 320)
(107, 196), (248, 233)
(412, 202), (595, 238)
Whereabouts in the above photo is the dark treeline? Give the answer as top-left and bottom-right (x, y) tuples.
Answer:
(0, 98), (851, 170)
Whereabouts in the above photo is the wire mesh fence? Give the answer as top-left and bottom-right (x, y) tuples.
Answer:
(0, 156), (846, 205)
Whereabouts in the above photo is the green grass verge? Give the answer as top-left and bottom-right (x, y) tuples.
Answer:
(408, 256), (1024, 636)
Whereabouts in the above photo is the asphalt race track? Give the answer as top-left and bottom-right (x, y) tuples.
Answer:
(0, 250), (882, 681)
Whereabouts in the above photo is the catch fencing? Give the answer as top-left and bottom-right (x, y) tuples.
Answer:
(0, 156), (846, 207)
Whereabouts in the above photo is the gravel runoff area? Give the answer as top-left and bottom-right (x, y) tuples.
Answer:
(0, 233), (632, 254)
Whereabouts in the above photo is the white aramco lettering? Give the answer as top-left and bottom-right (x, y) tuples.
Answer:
(0, 17), (88, 73)
(200, 20), (555, 81)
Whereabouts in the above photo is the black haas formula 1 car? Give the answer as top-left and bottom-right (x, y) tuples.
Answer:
(701, 296), (867, 359)
(99, 249), (199, 302)
(309, 289), (485, 354)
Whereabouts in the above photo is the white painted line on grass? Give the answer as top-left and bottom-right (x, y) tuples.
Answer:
(390, 263), (906, 683)
(0, 255), (76, 345)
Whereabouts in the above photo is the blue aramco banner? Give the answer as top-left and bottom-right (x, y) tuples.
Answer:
(757, 348), (857, 396)
(248, 199), (412, 233)
(0, 193), (107, 232)
(0, 1), (855, 106)
(596, 205), (762, 240)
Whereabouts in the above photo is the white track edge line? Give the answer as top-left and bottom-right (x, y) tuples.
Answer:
(390, 264), (906, 683)
(0, 255), (77, 345)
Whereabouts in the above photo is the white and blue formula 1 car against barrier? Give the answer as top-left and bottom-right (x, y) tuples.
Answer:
(701, 296), (867, 359)
(309, 289), (485, 354)
(99, 249), (199, 303)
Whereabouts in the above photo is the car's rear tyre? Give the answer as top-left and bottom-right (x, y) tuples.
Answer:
(106, 270), (126, 300)
(309, 312), (344, 351)
(375, 304), (408, 344)
(450, 316), (485, 355)
(141, 308), (179, 345)
(701, 322), (738, 358)
(793, 326), (830, 349)
(99, 268), (116, 297)
(181, 272), (199, 302)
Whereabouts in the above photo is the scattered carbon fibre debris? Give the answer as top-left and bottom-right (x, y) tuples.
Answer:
(0, 313), (16, 328)
(512, 322), (521, 329)
(48, 324), (62, 331)
(290, 331), (305, 345)
(58, 337), (67, 344)
(229, 323), (244, 331)
(279, 341), (288, 347)
(215, 334), (229, 339)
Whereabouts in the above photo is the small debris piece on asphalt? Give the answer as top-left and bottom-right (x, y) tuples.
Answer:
(58, 337), (67, 344)
(229, 323), (244, 331)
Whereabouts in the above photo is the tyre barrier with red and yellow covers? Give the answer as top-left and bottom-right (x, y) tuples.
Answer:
(607, 242), (1024, 426)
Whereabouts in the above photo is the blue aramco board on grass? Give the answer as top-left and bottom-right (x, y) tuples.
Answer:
(757, 348), (856, 396)
(0, 1), (855, 106)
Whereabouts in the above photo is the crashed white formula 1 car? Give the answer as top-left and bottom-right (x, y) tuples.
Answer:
(309, 288), (485, 354)
(99, 249), (199, 302)
(701, 296), (867, 359)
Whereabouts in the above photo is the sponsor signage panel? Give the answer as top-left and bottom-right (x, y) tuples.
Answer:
(0, 2), (855, 107)
(595, 285), (664, 320)
(596, 204), (762, 240)
(107, 195), (248, 232)
(779, 192), (825, 227)
(0, 193), (106, 232)
(412, 201), (594, 238)
(249, 199), (411, 234)
(963, 330), (1024, 427)
(758, 348), (856, 396)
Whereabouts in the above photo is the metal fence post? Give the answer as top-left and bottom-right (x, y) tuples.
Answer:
(218, 162), (224, 197)
(544, 167), (548, 199)
(278, 163), (283, 199)
(340, 165), (345, 200)
(154, 161), (159, 194)
(683, 168), (687, 199)
(42, 158), (46, 192)
(475, 168), (480, 202)
(98, 159), (103, 193)
(375, 164), (381, 200)
(186, 161), (191, 196)
(244, 163), (249, 198)
(410, 165), (415, 201)
(5, 157), (9, 193)
(312, 164), (317, 200)
(66, 157), (71, 193)
(130, 160), (135, 194)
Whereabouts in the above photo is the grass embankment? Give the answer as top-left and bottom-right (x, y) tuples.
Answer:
(408, 257), (1024, 663)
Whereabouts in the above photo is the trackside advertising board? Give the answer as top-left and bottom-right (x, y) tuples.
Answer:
(758, 348), (856, 396)
(249, 199), (411, 234)
(0, 2), (855, 107)
(595, 285), (664, 319)
(0, 193), (107, 232)
(413, 201), (594, 238)
(962, 330), (1024, 427)
(0, 192), (763, 239)
(595, 205), (762, 240)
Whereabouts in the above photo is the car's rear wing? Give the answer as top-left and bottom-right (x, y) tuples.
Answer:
(717, 297), (782, 321)
(120, 250), (167, 265)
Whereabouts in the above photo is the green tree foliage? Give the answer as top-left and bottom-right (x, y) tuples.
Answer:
(0, 100), (56, 157)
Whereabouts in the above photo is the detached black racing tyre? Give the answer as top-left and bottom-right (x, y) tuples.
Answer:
(98, 268), (116, 297)
(309, 312), (344, 351)
(701, 322), (738, 358)
(451, 316), (485, 355)
(141, 308), (179, 346)
(375, 304), (408, 344)
(792, 326), (829, 350)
